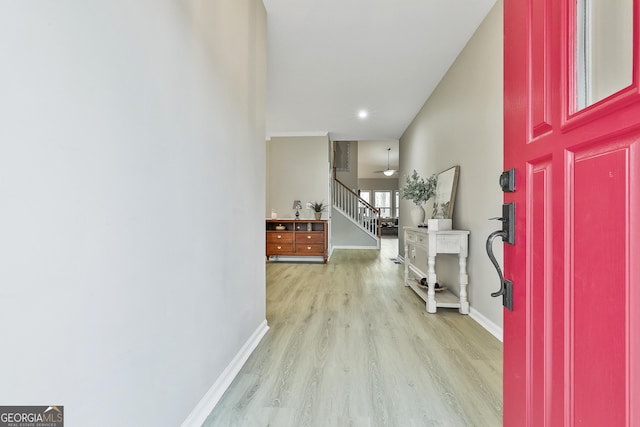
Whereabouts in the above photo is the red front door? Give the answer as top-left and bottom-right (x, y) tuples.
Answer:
(503, 0), (640, 425)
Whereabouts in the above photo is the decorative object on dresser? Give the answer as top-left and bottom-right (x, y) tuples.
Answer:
(306, 200), (327, 220)
(292, 200), (302, 219)
(266, 219), (328, 263)
(404, 226), (469, 314)
(401, 169), (437, 226)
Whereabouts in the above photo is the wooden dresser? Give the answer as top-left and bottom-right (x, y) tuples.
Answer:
(266, 219), (328, 263)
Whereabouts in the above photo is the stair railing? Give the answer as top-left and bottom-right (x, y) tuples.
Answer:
(332, 178), (381, 237)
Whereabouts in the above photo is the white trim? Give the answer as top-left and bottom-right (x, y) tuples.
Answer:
(268, 256), (325, 263)
(181, 320), (270, 427)
(331, 245), (379, 250)
(469, 307), (503, 342)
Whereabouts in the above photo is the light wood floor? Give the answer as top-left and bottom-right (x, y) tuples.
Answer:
(203, 238), (502, 427)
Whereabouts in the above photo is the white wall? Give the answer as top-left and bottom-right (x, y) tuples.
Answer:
(267, 135), (331, 220)
(0, 0), (267, 425)
(399, 0), (504, 330)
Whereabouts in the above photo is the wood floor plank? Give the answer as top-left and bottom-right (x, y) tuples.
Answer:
(202, 238), (502, 427)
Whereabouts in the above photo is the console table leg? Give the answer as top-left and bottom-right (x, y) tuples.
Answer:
(459, 254), (469, 314)
(427, 255), (437, 313)
(403, 241), (410, 287)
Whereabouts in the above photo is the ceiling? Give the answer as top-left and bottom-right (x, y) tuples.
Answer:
(263, 0), (497, 141)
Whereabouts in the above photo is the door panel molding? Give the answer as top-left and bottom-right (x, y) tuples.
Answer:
(569, 145), (630, 426)
(529, 0), (553, 140)
(527, 160), (553, 426)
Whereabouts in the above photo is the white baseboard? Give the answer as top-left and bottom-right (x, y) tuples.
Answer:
(181, 320), (270, 427)
(331, 245), (379, 250)
(396, 255), (502, 342)
(267, 256), (325, 263)
(397, 253), (501, 342)
(469, 308), (503, 342)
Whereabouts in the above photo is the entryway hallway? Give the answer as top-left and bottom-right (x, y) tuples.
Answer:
(204, 238), (502, 426)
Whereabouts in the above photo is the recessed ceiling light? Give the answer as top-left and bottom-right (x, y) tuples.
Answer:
(358, 110), (368, 119)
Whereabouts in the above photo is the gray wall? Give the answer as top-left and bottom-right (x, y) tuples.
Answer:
(399, 0), (504, 330)
(358, 178), (400, 191)
(267, 135), (331, 220)
(0, 0), (267, 425)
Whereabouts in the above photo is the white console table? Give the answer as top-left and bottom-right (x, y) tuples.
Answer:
(403, 227), (470, 314)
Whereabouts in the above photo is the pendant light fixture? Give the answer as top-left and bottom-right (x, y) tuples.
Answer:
(383, 148), (396, 176)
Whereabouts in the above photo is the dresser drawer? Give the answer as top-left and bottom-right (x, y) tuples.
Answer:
(295, 243), (324, 254)
(267, 242), (293, 253)
(266, 231), (294, 243)
(295, 232), (324, 244)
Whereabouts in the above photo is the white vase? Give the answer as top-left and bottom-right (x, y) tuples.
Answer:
(410, 205), (426, 226)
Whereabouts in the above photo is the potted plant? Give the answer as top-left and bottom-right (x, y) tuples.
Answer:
(307, 201), (327, 220)
(401, 170), (437, 225)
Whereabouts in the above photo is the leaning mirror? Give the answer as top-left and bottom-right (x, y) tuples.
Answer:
(431, 165), (460, 219)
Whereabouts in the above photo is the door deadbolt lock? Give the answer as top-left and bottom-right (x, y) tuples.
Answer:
(499, 168), (516, 192)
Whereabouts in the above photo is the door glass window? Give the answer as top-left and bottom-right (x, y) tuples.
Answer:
(575, 0), (633, 111)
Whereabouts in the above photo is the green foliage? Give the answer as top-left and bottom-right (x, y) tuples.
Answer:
(307, 201), (327, 212)
(401, 170), (437, 205)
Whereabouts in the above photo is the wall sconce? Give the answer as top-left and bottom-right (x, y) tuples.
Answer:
(292, 200), (302, 219)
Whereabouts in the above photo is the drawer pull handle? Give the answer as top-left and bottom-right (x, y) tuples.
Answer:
(277, 235), (282, 239)
(277, 246), (282, 249)
(307, 246), (312, 250)
(307, 236), (311, 239)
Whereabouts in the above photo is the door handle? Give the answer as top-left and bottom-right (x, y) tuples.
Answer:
(486, 230), (509, 295)
(486, 202), (515, 311)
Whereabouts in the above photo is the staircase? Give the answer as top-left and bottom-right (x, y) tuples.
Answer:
(332, 178), (381, 248)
